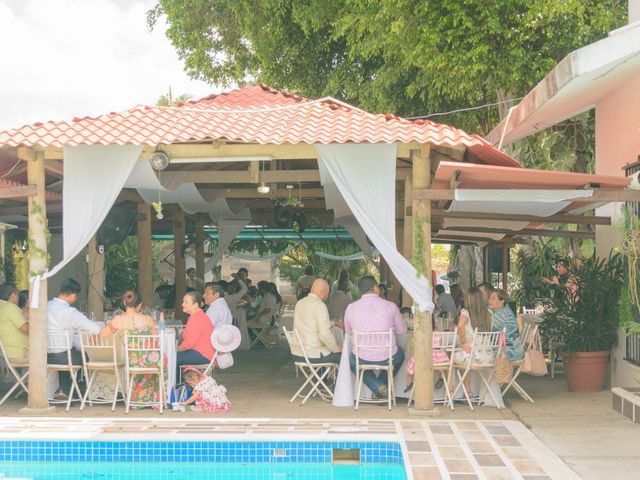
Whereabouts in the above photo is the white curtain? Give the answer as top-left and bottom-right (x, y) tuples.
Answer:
(204, 218), (251, 270)
(51, 145), (142, 277)
(30, 145), (142, 308)
(316, 144), (434, 312)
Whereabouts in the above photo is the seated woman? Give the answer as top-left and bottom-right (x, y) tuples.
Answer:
(488, 289), (524, 361)
(247, 282), (278, 328)
(176, 292), (215, 368)
(98, 290), (158, 403)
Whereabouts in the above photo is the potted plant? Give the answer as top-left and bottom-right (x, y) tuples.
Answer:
(273, 196), (305, 231)
(541, 252), (625, 392)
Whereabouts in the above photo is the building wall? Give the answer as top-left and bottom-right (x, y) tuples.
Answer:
(595, 73), (640, 387)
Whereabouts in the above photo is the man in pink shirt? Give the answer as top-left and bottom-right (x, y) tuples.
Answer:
(344, 276), (406, 398)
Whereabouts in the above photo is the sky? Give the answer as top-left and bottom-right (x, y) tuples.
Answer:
(0, 0), (217, 131)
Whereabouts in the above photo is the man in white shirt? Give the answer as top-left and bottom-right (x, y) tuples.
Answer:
(203, 283), (233, 328)
(292, 279), (341, 364)
(47, 278), (111, 398)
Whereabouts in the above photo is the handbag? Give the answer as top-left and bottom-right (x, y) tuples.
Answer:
(494, 332), (513, 385)
(521, 330), (548, 376)
(217, 352), (234, 369)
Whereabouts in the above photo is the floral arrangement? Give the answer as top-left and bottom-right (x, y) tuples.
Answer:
(273, 196), (304, 208)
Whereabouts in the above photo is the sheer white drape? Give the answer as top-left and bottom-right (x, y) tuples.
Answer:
(204, 218), (251, 270)
(316, 144), (434, 312)
(52, 145), (142, 277)
(31, 145), (142, 307)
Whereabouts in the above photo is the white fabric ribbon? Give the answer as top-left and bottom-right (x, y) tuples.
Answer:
(31, 144), (142, 308)
(316, 144), (434, 312)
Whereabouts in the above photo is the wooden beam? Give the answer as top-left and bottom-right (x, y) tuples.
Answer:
(0, 185), (36, 198)
(199, 187), (325, 199)
(402, 175), (413, 307)
(88, 235), (105, 323)
(249, 161), (260, 183)
(195, 217), (206, 293)
(44, 160), (63, 177)
(159, 143), (319, 160)
(431, 209), (611, 225)
(173, 210), (186, 318)
(137, 203), (153, 308)
(17, 146), (36, 162)
(26, 151), (49, 411)
(411, 143), (434, 411)
(442, 226), (595, 239)
(160, 169), (321, 184)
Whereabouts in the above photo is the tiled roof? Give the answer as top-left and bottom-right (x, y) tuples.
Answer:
(0, 85), (521, 167)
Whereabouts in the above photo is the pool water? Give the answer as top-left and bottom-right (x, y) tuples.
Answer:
(0, 461), (407, 479)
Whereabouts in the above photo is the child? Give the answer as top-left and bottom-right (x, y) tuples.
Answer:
(181, 367), (231, 413)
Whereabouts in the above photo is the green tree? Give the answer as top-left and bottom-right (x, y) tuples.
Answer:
(149, 0), (625, 136)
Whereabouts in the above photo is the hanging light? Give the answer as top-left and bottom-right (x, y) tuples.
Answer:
(256, 160), (270, 193)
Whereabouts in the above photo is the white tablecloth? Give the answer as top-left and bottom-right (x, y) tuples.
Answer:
(332, 331), (504, 408)
(235, 305), (251, 351)
(332, 332), (410, 407)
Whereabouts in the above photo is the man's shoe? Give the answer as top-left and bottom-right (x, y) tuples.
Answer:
(53, 390), (68, 401)
(374, 386), (388, 400)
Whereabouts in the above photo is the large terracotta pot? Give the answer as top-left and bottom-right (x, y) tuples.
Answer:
(563, 350), (610, 393)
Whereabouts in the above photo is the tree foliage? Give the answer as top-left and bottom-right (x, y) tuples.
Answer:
(149, 0), (626, 136)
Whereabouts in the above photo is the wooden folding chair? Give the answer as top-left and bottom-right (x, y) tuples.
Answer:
(452, 329), (504, 411)
(502, 324), (539, 403)
(353, 329), (396, 411)
(249, 322), (272, 350)
(283, 327), (337, 405)
(124, 333), (165, 414)
(408, 331), (458, 410)
(0, 338), (29, 406)
(79, 333), (125, 411)
(47, 332), (83, 412)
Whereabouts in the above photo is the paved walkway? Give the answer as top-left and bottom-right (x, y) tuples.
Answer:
(1, 338), (639, 479)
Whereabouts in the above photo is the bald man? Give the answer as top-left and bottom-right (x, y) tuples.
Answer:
(291, 279), (341, 364)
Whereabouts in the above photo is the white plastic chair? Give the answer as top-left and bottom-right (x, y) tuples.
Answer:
(47, 332), (83, 412)
(352, 329), (396, 411)
(501, 324), (539, 403)
(408, 331), (458, 410)
(124, 333), (165, 413)
(0, 338), (29, 406)
(283, 327), (337, 405)
(452, 329), (504, 411)
(79, 333), (125, 411)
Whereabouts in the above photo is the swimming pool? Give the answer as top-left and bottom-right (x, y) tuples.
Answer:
(0, 440), (407, 479)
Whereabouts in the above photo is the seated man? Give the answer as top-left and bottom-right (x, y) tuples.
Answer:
(203, 283), (233, 328)
(47, 278), (111, 399)
(0, 283), (29, 364)
(434, 284), (457, 320)
(344, 276), (406, 399)
(292, 279), (341, 364)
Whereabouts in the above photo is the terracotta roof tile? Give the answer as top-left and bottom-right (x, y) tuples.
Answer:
(0, 85), (521, 167)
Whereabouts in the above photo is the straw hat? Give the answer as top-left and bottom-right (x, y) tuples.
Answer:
(211, 325), (241, 353)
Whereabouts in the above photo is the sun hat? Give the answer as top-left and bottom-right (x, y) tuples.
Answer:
(211, 324), (242, 353)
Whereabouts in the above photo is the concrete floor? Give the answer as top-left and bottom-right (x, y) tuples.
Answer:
(1, 339), (639, 479)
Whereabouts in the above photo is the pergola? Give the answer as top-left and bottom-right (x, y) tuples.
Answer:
(0, 84), (636, 412)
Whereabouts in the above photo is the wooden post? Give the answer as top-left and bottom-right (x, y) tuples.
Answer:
(25, 149), (50, 410)
(411, 145), (434, 412)
(87, 235), (104, 323)
(402, 175), (414, 307)
(174, 210), (186, 314)
(502, 244), (509, 292)
(195, 216), (205, 293)
(137, 203), (153, 308)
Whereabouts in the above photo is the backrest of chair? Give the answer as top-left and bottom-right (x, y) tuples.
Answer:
(352, 329), (393, 366)
(521, 324), (539, 352)
(124, 333), (163, 372)
(0, 336), (11, 364)
(282, 327), (308, 361)
(47, 332), (74, 366)
(433, 331), (457, 350)
(472, 330), (504, 363)
(79, 333), (117, 364)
